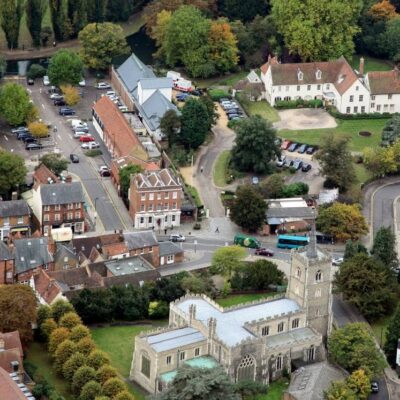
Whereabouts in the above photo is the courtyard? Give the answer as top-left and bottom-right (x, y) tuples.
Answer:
(274, 108), (337, 130)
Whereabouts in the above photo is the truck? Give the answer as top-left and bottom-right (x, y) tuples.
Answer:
(174, 78), (192, 92)
(233, 234), (261, 249)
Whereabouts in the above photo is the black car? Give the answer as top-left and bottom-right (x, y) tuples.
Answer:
(371, 381), (379, 393)
(23, 137), (38, 144)
(191, 89), (202, 96)
(27, 78), (34, 85)
(17, 132), (32, 140)
(70, 154), (79, 163)
(26, 143), (43, 151)
(301, 163), (312, 172)
(59, 107), (75, 116)
(54, 99), (66, 106)
(306, 146), (315, 155)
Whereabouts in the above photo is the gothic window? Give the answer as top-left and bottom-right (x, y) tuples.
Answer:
(296, 267), (301, 279)
(306, 346), (315, 361)
(141, 355), (151, 378)
(315, 270), (322, 282)
(278, 322), (284, 332)
(276, 355), (283, 370)
(237, 354), (256, 382)
(261, 326), (269, 336)
(292, 318), (300, 329)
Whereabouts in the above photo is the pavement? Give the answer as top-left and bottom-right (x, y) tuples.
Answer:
(274, 108), (337, 130)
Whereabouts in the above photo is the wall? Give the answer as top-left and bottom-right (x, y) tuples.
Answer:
(338, 81), (370, 114)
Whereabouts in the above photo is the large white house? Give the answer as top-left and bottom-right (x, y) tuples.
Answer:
(260, 56), (400, 115)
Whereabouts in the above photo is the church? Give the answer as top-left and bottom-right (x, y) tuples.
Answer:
(130, 230), (333, 393)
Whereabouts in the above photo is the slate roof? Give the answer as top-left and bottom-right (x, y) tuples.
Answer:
(14, 237), (53, 274)
(133, 169), (180, 189)
(0, 241), (12, 260)
(104, 255), (153, 276)
(40, 182), (85, 206)
(140, 77), (173, 90)
(54, 244), (78, 266)
(266, 207), (315, 219)
(368, 69), (400, 95)
(159, 241), (183, 257)
(123, 230), (158, 250)
(103, 268), (160, 288)
(0, 200), (30, 218)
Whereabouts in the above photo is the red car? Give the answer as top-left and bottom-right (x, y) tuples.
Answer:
(281, 140), (292, 150)
(255, 248), (274, 257)
(79, 135), (95, 142)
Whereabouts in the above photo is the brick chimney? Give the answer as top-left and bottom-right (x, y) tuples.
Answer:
(359, 57), (365, 76)
(65, 175), (72, 183)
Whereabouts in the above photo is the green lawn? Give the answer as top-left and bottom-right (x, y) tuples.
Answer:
(25, 342), (73, 400)
(279, 118), (388, 152)
(213, 150), (231, 187)
(216, 292), (276, 308)
(194, 71), (249, 88)
(349, 55), (393, 73)
(255, 378), (290, 400)
(354, 163), (372, 185)
(243, 100), (280, 123)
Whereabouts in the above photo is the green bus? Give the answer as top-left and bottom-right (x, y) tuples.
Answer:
(233, 234), (261, 249)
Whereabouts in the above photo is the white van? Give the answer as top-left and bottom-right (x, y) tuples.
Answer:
(43, 76), (50, 86)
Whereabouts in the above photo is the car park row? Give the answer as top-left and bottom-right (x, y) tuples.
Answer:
(219, 98), (246, 121)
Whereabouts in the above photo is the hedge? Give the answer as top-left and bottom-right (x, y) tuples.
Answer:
(209, 89), (231, 101)
(327, 107), (396, 120)
(275, 98), (323, 109)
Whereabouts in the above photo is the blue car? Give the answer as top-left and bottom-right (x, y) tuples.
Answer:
(176, 93), (189, 102)
(59, 107), (76, 116)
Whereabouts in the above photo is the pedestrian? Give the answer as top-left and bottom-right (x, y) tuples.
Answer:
(53, 126), (57, 133)
(200, 166), (204, 173)
(164, 228), (167, 235)
(215, 227), (219, 233)
(53, 41), (57, 47)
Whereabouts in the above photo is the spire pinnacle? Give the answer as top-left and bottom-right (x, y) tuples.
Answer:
(307, 208), (317, 258)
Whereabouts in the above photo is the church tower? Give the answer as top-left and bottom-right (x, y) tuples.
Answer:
(287, 214), (333, 339)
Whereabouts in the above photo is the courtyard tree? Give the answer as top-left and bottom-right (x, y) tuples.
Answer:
(119, 164), (143, 199)
(231, 115), (280, 174)
(347, 369), (371, 400)
(60, 84), (80, 106)
(372, 226), (398, 269)
(0, 0), (24, 49)
(50, 299), (75, 323)
(63, 352), (87, 381)
(363, 145), (398, 178)
(324, 380), (357, 400)
(316, 202), (368, 242)
(95, 364), (118, 385)
(0, 83), (32, 126)
(115, 391), (135, 400)
(87, 349), (110, 370)
(54, 339), (77, 373)
(334, 253), (396, 320)
(40, 318), (58, 341)
(80, 380), (103, 400)
(79, 22), (129, 70)
(260, 174), (285, 199)
(211, 245), (247, 279)
(48, 50), (83, 86)
(384, 304), (400, 366)
(72, 366), (97, 394)
(160, 109), (181, 146)
(271, 0), (362, 61)
(315, 134), (356, 191)
(343, 240), (368, 260)
(76, 336), (96, 356)
(48, 327), (70, 354)
(102, 377), (127, 398)
(39, 153), (69, 175)
(0, 151), (27, 198)
(26, 0), (48, 47)
(69, 324), (91, 343)
(230, 184), (268, 232)
(28, 121), (49, 139)
(0, 285), (37, 342)
(59, 311), (82, 330)
(369, 0), (398, 21)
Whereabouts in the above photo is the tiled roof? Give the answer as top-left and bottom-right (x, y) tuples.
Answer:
(368, 69), (400, 95)
(40, 182), (85, 206)
(123, 231), (158, 250)
(0, 200), (30, 218)
(0, 331), (23, 356)
(0, 349), (22, 373)
(14, 237), (53, 273)
(0, 241), (12, 260)
(103, 269), (160, 287)
(48, 267), (100, 288)
(0, 367), (27, 399)
(34, 163), (59, 185)
(112, 156), (160, 174)
(134, 168), (181, 189)
(93, 96), (148, 159)
(33, 269), (62, 304)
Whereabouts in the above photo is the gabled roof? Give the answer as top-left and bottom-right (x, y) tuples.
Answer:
(33, 269), (62, 304)
(0, 367), (27, 399)
(40, 182), (85, 206)
(14, 237), (53, 273)
(34, 163), (59, 185)
(159, 241), (183, 257)
(133, 169), (181, 189)
(54, 244), (78, 265)
(113, 155), (160, 173)
(367, 69), (400, 95)
(0, 331), (23, 356)
(123, 231), (158, 250)
(0, 241), (12, 260)
(71, 233), (124, 258)
(116, 53), (155, 93)
(139, 77), (173, 90)
(0, 200), (30, 218)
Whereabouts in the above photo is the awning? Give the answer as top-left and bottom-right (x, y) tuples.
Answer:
(322, 91), (335, 99)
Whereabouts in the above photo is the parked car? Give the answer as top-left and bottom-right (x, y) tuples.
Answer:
(118, 105), (128, 112)
(219, 98), (230, 103)
(70, 154), (79, 163)
(276, 156), (286, 167)
(43, 75), (50, 86)
(79, 79), (86, 87)
(332, 257), (344, 266)
(226, 108), (241, 115)
(79, 135), (95, 142)
(255, 248), (274, 257)
(370, 381), (379, 393)
(59, 107), (75, 116)
(301, 163), (312, 172)
(74, 131), (88, 138)
(106, 90), (116, 97)
(23, 137), (38, 144)
(50, 93), (63, 100)
(191, 89), (202, 96)
(288, 142), (299, 152)
(96, 82), (111, 89)
(11, 127), (29, 134)
(170, 233), (185, 242)
(47, 86), (59, 95)
(281, 140), (292, 150)
(292, 159), (303, 170)
(306, 146), (316, 155)
(228, 113), (241, 120)
(252, 176), (259, 185)
(222, 103), (237, 110)
(72, 125), (89, 133)
(81, 142), (100, 149)
(297, 144), (308, 153)
(26, 143), (43, 151)
(176, 93), (189, 102)
(99, 166), (111, 177)
(71, 120), (88, 129)
(54, 99), (66, 106)
(27, 78), (34, 85)
(17, 132), (32, 140)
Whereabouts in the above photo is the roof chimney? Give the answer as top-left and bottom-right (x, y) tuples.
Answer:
(359, 57), (364, 76)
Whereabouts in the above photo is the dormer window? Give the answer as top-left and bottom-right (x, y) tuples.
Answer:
(316, 69), (322, 80)
(297, 69), (303, 81)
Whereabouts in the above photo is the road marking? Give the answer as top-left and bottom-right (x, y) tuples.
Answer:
(4, 136), (8, 141)
(27, 89), (32, 94)
(41, 104), (45, 109)
(10, 149), (14, 152)
(57, 134), (61, 140)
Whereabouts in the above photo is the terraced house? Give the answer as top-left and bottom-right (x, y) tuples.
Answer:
(131, 231), (333, 393)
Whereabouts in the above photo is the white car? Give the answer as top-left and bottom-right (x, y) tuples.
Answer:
(276, 156), (286, 167)
(79, 79), (86, 87)
(73, 131), (88, 138)
(70, 119), (88, 129)
(49, 93), (63, 100)
(96, 82), (111, 89)
(118, 105), (128, 112)
(43, 75), (50, 86)
(81, 141), (100, 149)
(169, 234), (185, 242)
(332, 257), (344, 266)
(106, 91), (116, 97)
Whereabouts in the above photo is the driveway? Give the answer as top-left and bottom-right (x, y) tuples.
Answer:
(274, 109), (337, 130)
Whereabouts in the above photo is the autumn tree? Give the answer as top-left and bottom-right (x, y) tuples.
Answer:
(50, 299), (75, 323)
(76, 336), (96, 355)
(271, 0), (363, 61)
(80, 380), (103, 400)
(0, 285), (37, 342)
(0, 83), (32, 126)
(49, 327), (70, 354)
(115, 391), (135, 400)
(87, 349), (110, 370)
(72, 366), (96, 394)
(54, 339), (77, 373)
(102, 377), (126, 398)
(151, 10), (172, 59)
(363, 145), (399, 178)
(26, 0), (48, 47)
(0, 0), (24, 49)
(59, 311), (82, 330)
(369, 0), (398, 20)
(211, 245), (247, 279)
(63, 352), (86, 381)
(40, 318), (58, 341)
(69, 324), (91, 343)
(95, 365), (118, 385)
(324, 380), (357, 400)
(60, 84), (80, 106)
(347, 369), (371, 400)
(28, 121), (49, 139)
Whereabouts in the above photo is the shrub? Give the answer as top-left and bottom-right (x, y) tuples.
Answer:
(28, 121), (49, 138)
(275, 98), (323, 109)
(359, 131), (372, 137)
(102, 378), (126, 398)
(95, 365), (118, 385)
(59, 312), (82, 330)
(209, 88), (231, 101)
(72, 366), (97, 394)
(235, 380), (268, 397)
(69, 324), (91, 342)
(54, 339), (77, 373)
(63, 352), (86, 381)
(148, 301), (169, 319)
(40, 318), (58, 342)
(27, 64), (47, 79)
(327, 107), (394, 120)
(80, 380), (103, 400)
(85, 149), (103, 157)
(114, 391), (135, 400)
(50, 300), (75, 323)
(48, 327), (70, 354)
(76, 337), (96, 356)
(87, 350), (110, 370)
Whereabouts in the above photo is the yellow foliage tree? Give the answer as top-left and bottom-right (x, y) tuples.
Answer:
(28, 121), (49, 138)
(369, 0), (398, 20)
(152, 10), (172, 59)
(363, 145), (398, 177)
(60, 84), (80, 106)
(346, 369), (371, 400)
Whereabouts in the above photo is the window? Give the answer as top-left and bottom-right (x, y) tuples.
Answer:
(54, 205), (60, 211)
(172, 202), (177, 209)
(141, 193), (146, 201)
(167, 255), (174, 264)
(326, 84), (330, 90)
(275, 96), (282, 102)
(296, 267), (301, 278)
(157, 204), (162, 211)
(164, 192), (169, 199)
(179, 351), (185, 361)
(315, 270), (322, 282)
(286, 86), (289, 92)
(173, 192), (177, 199)
(75, 212), (81, 219)
(43, 214), (50, 222)
(149, 193), (154, 200)
(391, 104), (395, 111)
(157, 193), (162, 200)
(315, 288), (321, 298)
(377, 105), (381, 111)
(361, 106), (365, 113)
(307, 85), (311, 91)
(384, 104), (389, 111)
(278, 322), (284, 332)
(195, 348), (200, 357)
(165, 216), (168, 222)
(276, 356), (282, 370)
(172, 215), (176, 222)
(140, 204), (145, 212)
(307, 346), (315, 361)
(292, 318), (300, 329)
(356, 86), (359, 91)
(261, 326), (269, 336)
(317, 84), (321, 90)
(389, 94), (393, 100)
(166, 356), (171, 365)
(44, 226), (49, 235)
(140, 217), (144, 224)
(164, 203), (168, 210)
(359, 95), (363, 102)
(371, 95), (376, 100)
(297, 85), (300, 91)
(67, 212), (73, 220)
(284, 96), (291, 101)
(349, 95), (354, 102)
(346, 107), (351, 114)
(75, 203), (81, 209)
(353, 106), (358, 113)
(141, 248), (144, 254)
(148, 246), (153, 253)
(55, 213), (60, 221)
(148, 204), (153, 211)
(141, 355), (151, 378)
(298, 71), (303, 80)
(371, 103), (375, 108)
(316, 70), (322, 79)
(67, 204), (73, 210)
(44, 206), (50, 212)
(278, 86), (282, 92)
(3, 217), (9, 225)
(148, 217), (152, 225)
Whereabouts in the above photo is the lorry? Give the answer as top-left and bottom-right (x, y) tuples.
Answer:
(233, 234), (261, 249)
(174, 78), (192, 92)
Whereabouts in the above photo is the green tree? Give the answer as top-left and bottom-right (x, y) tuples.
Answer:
(211, 245), (247, 279)
(0, 55), (5, 79)
(231, 115), (280, 173)
(78, 22), (129, 70)
(230, 184), (268, 232)
(160, 109), (181, 146)
(148, 300), (169, 319)
(199, 95), (218, 128)
(343, 240), (368, 260)
(221, 0), (269, 22)
(40, 318), (58, 341)
(0, 285), (37, 342)
(48, 50), (83, 86)
(54, 339), (77, 373)
(80, 380), (103, 400)
(87, 349), (110, 370)
(180, 98), (210, 149)
(39, 154), (69, 176)
(72, 366), (97, 394)
(106, 0), (135, 22)
(0, 83), (32, 126)
(260, 174), (285, 199)
(0, 0), (24, 49)
(271, 0), (362, 61)
(324, 380), (357, 400)
(346, 369), (371, 400)
(69, 324), (91, 343)
(26, 0), (48, 47)
(315, 134), (356, 191)
(76, 336), (96, 356)
(63, 352), (86, 381)
(59, 311), (82, 330)
(50, 299), (75, 323)
(281, 182), (309, 197)
(102, 378), (126, 398)
(385, 304), (400, 366)
(114, 391), (135, 400)
(86, 0), (107, 22)
(156, 364), (239, 400)
(27, 64), (47, 79)
(0, 151), (27, 198)
(49, 0), (71, 41)
(37, 305), (51, 327)
(380, 17), (400, 61)
(181, 275), (209, 294)
(95, 365), (118, 385)
(49, 327), (70, 354)
(328, 322), (386, 377)
(67, 0), (88, 37)
(119, 164), (142, 199)
(381, 115), (400, 146)
(372, 226), (398, 269)
(316, 202), (368, 242)
(335, 253), (396, 320)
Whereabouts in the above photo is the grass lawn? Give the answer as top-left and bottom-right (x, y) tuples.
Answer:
(279, 118), (388, 152)
(349, 55), (393, 73)
(26, 342), (73, 400)
(243, 100), (280, 123)
(216, 292), (276, 308)
(255, 378), (290, 400)
(194, 70), (249, 88)
(354, 163), (372, 185)
(213, 150), (231, 187)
